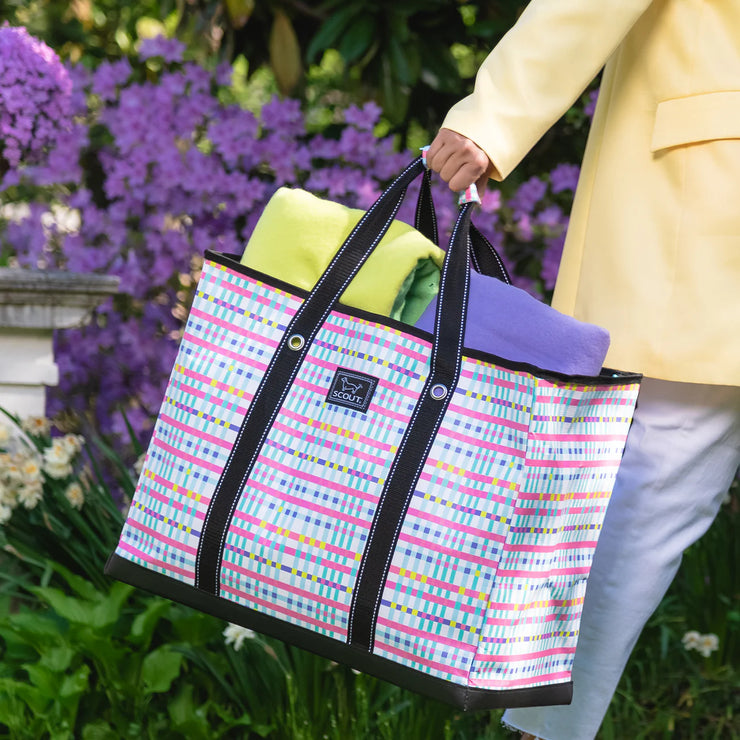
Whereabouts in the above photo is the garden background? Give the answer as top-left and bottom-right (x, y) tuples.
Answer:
(0, 1), (737, 737)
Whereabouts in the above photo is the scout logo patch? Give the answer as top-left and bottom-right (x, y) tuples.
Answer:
(326, 369), (378, 413)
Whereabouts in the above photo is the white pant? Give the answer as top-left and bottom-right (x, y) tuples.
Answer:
(502, 378), (740, 740)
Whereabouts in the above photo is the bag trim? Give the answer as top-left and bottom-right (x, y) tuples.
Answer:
(105, 553), (574, 712)
(206, 250), (641, 386)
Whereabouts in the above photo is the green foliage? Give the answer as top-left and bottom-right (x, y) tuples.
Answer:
(0, 567), (262, 738)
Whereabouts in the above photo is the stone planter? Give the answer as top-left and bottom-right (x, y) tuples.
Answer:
(0, 269), (120, 418)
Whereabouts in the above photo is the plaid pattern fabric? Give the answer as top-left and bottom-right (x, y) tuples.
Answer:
(114, 255), (639, 697)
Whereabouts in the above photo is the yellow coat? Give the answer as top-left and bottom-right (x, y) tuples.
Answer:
(443, 0), (740, 385)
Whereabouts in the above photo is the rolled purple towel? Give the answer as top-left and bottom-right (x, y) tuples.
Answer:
(416, 269), (610, 376)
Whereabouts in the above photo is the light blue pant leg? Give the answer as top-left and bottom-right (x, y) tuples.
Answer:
(502, 378), (740, 740)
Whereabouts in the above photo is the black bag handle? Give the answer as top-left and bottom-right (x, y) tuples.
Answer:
(415, 168), (512, 285)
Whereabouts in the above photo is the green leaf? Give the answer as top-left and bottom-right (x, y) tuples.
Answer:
(168, 684), (212, 739)
(22, 663), (61, 699)
(387, 36), (414, 86)
(130, 597), (171, 647)
(338, 15), (377, 64)
(0, 676), (49, 714)
(306, 5), (362, 62)
(39, 645), (75, 673)
(7, 610), (64, 642)
(60, 663), (90, 699)
(28, 588), (92, 626)
(47, 562), (100, 602)
(87, 582), (133, 629)
(29, 581), (131, 630)
(81, 720), (118, 740)
(140, 646), (184, 694)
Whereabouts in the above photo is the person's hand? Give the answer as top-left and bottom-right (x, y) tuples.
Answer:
(425, 128), (494, 193)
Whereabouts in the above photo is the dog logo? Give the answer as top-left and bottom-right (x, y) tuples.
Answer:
(340, 377), (363, 395)
(327, 368), (378, 413)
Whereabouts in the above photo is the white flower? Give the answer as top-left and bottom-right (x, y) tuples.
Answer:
(43, 440), (74, 478)
(682, 630), (720, 658)
(223, 623), (256, 651)
(17, 482), (43, 510)
(44, 460), (73, 479)
(133, 453), (146, 476)
(21, 416), (51, 436)
(64, 482), (85, 510)
(696, 633), (719, 658)
(0, 502), (12, 524)
(44, 439), (73, 465)
(0, 481), (16, 508)
(0, 423), (9, 445)
(60, 434), (85, 457)
(21, 458), (42, 485)
(1, 456), (24, 487)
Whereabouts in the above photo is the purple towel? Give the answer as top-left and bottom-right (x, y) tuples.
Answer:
(416, 269), (610, 376)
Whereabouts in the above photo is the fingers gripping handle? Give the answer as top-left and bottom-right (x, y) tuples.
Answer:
(420, 145), (482, 205)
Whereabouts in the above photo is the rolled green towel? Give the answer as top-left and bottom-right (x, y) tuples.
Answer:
(241, 188), (445, 324)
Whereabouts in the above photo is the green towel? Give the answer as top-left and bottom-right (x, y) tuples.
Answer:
(241, 188), (445, 324)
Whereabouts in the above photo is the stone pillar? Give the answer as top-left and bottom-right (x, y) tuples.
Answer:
(0, 269), (119, 418)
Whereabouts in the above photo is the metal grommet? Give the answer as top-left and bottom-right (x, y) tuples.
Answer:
(287, 333), (305, 351)
(430, 383), (448, 400)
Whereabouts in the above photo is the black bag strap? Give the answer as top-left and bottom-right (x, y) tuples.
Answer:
(196, 158), (477, 653)
(416, 168), (512, 285)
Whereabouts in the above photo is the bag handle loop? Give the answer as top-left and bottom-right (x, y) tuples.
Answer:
(415, 167), (512, 285)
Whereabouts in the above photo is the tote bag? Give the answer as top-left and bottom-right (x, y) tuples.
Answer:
(106, 159), (641, 711)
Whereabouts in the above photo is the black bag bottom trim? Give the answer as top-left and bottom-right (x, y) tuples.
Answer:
(105, 554), (573, 712)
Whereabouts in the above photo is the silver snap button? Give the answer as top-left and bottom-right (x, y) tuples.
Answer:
(287, 334), (305, 351)
(430, 383), (448, 400)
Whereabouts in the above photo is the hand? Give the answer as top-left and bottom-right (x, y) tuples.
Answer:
(425, 128), (494, 193)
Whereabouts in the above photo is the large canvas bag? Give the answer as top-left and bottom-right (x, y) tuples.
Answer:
(106, 159), (641, 711)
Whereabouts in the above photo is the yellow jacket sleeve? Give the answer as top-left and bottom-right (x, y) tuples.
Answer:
(443, 0), (654, 180)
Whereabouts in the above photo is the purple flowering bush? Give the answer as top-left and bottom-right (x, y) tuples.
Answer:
(0, 24), (71, 173)
(0, 33), (580, 445)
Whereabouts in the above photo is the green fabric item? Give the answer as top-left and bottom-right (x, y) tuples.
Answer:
(391, 258), (443, 324)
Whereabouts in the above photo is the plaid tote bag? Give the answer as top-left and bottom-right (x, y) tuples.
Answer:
(106, 159), (641, 711)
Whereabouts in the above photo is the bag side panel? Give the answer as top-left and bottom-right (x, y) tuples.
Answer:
(469, 378), (640, 690)
(113, 261), (300, 584)
(371, 358), (533, 685)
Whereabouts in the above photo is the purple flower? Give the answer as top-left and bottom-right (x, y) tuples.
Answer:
(541, 236), (565, 290)
(138, 35), (186, 64)
(215, 62), (233, 88)
(260, 97), (305, 139)
(0, 24), (71, 170)
(549, 163), (580, 194)
(344, 102), (382, 131)
(480, 188), (502, 214)
(536, 204), (565, 230)
(91, 58), (133, 101)
(508, 176), (547, 214)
